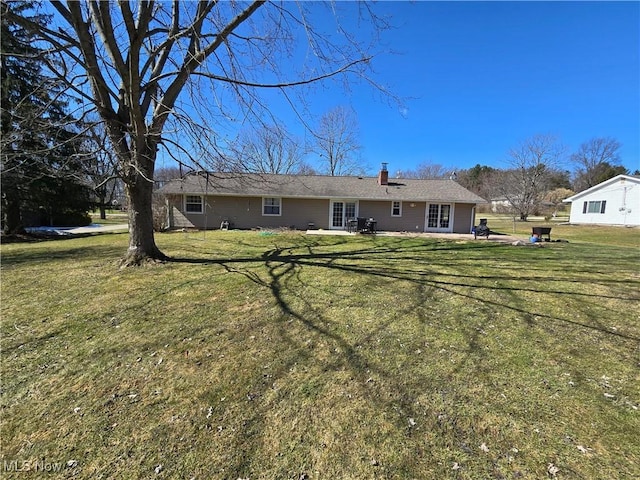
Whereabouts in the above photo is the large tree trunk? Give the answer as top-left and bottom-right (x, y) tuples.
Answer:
(121, 169), (167, 266)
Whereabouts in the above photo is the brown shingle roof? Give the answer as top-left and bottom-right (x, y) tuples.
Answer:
(159, 172), (487, 204)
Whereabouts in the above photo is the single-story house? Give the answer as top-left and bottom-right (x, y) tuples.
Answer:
(563, 174), (639, 226)
(159, 165), (487, 234)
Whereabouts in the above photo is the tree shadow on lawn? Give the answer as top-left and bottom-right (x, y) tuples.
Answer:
(163, 236), (640, 475)
(168, 237), (639, 343)
(0, 240), (127, 267)
(4, 235), (637, 477)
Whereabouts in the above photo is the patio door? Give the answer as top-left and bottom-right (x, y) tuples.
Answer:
(426, 204), (452, 232)
(330, 200), (357, 229)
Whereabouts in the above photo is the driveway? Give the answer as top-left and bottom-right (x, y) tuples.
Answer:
(25, 223), (129, 236)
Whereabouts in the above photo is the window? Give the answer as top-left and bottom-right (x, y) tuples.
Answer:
(185, 195), (203, 213)
(345, 202), (356, 220)
(263, 197), (281, 216)
(583, 200), (606, 214)
(391, 201), (402, 217)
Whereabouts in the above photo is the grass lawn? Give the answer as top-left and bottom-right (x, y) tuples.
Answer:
(1, 226), (639, 479)
(89, 212), (129, 226)
(479, 213), (639, 248)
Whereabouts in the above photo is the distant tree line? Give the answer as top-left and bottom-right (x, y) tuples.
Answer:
(164, 128), (632, 223)
(374, 135), (632, 221)
(452, 135), (632, 220)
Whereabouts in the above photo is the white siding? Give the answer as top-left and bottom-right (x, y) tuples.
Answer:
(567, 176), (640, 226)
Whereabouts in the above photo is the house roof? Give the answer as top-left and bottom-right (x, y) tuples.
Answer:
(563, 174), (640, 202)
(159, 172), (488, 204)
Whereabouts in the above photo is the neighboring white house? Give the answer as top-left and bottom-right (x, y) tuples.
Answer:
(490, 195), (555, 214)
(563, 174), (640, 226)
(490, 196), (511, 213)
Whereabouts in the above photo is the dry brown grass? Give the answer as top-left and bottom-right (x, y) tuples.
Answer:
(1, 229), (639, 478)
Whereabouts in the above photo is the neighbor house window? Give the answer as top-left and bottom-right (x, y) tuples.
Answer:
(263, 197), (281, 216)
(391, 201), (402, 217)
(185, 195), (203, 213)
(583, 200), (606, 214)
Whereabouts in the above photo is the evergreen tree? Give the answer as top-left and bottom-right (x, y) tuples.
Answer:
(1, 0), (92, 234)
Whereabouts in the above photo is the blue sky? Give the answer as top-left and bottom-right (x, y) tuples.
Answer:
(290, 1), (639, 176)
(50, 0), (634, 177)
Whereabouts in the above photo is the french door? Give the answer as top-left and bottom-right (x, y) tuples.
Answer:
(330, 200), (357, 229)
(426, 204), (452, 232)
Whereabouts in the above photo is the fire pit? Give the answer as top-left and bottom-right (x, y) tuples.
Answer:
(531, 226), (552, 242)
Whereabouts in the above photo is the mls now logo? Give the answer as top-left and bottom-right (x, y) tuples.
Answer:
(3, 459), (64, 473)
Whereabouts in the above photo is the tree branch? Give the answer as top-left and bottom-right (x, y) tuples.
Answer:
(156, 56), (371, 89)
(89, 1), (127, 78)
(152, 0), (265, 134)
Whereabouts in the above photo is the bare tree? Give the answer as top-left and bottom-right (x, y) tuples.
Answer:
(233, 124), (305, 174)
(154, 166), (182, 185)
(403, 162), (449, 179)
(151, 166), (181, 232)
(294, 161), (318, 175)
(571, 137), (625, 191)
(8, 1), (388, 264)
(499, 134), (566, 220)
(314, 106), (362, 176)
(84, 121), (123, 219)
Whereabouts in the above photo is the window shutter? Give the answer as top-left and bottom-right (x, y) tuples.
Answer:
(583, 201), (587, 214)
(600, 201), (606, 214)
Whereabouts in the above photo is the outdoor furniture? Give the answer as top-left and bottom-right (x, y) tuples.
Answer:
(532, 226), (552, 242)
(351, 217), (376, 234)
(473, 218), (490, 239)
(365, 218), (377, 234)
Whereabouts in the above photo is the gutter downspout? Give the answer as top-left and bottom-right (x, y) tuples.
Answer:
(470, 206), (476, 234)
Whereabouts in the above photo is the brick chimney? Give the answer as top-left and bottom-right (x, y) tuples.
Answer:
(378, 162), (389, 185)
